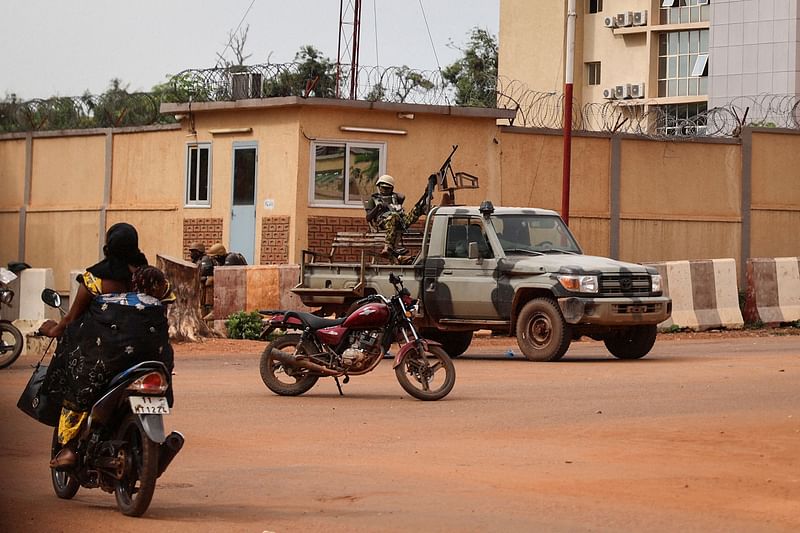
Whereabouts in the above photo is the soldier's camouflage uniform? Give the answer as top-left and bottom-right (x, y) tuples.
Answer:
(364, 191), (424, 251)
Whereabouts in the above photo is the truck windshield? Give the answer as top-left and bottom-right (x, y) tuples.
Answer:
(490, 214), (582, 255)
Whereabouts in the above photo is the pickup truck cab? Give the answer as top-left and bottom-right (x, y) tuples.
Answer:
(293, 201), (671, 361)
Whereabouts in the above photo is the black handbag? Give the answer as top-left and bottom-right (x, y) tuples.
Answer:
(17, 345), (63, 427)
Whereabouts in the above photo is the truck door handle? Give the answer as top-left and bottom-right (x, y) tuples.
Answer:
(442, 270), (453, 275)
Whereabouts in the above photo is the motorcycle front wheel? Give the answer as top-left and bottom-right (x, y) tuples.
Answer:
(114, 413), (159, 517)
(0, 321), (23, 369)
(260, 334), (319, 396)
(50, 428), (79, 499)
(394, 343), (456, 401)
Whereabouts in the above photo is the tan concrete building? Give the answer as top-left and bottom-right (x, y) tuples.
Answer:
(500, 0), (800, 132)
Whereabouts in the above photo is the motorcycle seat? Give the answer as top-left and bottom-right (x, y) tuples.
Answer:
(284, 311), (345, 330)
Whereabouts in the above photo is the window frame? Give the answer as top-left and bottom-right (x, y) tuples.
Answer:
(586, 0), (603, 14)
(655, 102), (708, 136)
(657, 29), (709, 97)
(586, 62), (602, 86)
(309, 140), (387, 208)
(185, 142), (212, 208)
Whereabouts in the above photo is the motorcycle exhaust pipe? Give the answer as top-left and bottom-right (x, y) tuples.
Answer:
(270, 348), (339, 376)
(157, 431), (185, 477)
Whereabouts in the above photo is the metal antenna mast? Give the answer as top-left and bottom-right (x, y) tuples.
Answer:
(336, 0), (362, 99)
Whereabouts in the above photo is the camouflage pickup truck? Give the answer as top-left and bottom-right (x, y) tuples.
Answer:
(293, 201), (672, 361)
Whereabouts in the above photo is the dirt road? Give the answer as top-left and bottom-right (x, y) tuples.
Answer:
(1, 334), (798, 532)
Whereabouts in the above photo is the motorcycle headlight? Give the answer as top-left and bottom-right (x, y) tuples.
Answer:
(651, 273), (663, 293)
(557, 274), (599, 294)
(0, 289), (13, 304)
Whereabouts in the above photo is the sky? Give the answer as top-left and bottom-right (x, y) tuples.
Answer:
(1, 0), (499, 100)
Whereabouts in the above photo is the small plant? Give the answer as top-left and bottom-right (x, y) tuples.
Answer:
(744, 319), (764, 330)
(225, 310), (264, 340)
(663, 324), (684, 334)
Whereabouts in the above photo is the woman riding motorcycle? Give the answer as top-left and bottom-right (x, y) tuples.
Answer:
(39, 223), (174, 468)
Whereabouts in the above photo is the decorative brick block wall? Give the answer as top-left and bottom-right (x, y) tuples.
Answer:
(183, 218), (223, 261)
(260, 216), (290, 264)
(308, 216), (425, 262)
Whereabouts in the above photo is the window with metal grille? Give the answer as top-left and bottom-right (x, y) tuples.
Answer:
(655, 102), (708, 136)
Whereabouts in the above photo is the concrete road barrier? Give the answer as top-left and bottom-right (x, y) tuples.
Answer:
(645, 258), (743, 331)
(744, 257), (800, 325)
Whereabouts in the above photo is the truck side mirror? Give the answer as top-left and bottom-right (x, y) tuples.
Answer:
(468, 242), (479, 260)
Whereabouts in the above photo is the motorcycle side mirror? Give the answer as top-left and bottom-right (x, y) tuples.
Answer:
(388, 273), (402, 285)
(41, 288), (62, 309)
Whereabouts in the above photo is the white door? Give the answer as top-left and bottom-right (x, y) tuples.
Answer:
(229, 143), (257, 264)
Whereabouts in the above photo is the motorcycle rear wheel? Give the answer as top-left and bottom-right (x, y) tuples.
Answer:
(50, 428), (80, 499)
(260, 334), (319, 396)
(0, 321), (23, 369)
(114, 413), (159, 517)
(394, 343), (456, 401)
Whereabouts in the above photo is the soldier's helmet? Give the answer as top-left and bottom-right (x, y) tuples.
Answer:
(208, 243), (227, 257)
(376, 174), (395, 190)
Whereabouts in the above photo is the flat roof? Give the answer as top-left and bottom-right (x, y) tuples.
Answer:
(161, 96), (517, 120)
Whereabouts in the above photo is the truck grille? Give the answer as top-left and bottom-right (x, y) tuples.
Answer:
(599, 274), (652, 297)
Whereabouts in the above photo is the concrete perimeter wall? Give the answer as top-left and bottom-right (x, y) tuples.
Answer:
(498, 127), (800, 284)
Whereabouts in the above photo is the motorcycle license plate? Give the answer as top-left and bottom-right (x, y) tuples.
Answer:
(129, 396), (170, 414)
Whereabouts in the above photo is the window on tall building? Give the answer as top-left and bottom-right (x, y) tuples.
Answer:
(586, 62), (601, 85)
(660, 0), (710, 24)
(310, 141), (385, 206)
(657, 29), (709, 97)
(655, 102), (708, 135)
(587, 0), (603, 14)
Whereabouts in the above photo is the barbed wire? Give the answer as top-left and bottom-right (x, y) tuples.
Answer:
(0, 92), (167, 132)
(3, 62), (799, 139)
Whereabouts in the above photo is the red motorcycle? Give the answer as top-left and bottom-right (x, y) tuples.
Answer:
(259, 274), (456, 401)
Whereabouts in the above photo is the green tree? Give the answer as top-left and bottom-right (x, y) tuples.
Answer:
(442, 27), (498, 107)
(151, 72), (212, 103)
(394, 66), (435, 103)
(87, 79), (160, 127)
(264, 45), (336, 98)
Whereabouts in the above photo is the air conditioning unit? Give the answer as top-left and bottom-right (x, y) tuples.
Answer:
(602, 87), (617, 99)
(603, 16), (617, 28)
(630, 82), (646, 99)
(616, 11), (633, 27)
(633, 10), (648, 26)
(231, 72), (263, 100)
(615, 84), (632, 99)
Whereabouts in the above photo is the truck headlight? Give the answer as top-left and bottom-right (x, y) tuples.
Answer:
(557, 274), (599, 293)
(651, 273), (663, 293)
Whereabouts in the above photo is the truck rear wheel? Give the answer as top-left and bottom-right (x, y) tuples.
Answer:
(516, 298), (571, 361)
(422, 330), (473, 358)
(604, 325), (657, 359)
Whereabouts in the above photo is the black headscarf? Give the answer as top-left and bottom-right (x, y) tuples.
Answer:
(86, 223), (148, 282)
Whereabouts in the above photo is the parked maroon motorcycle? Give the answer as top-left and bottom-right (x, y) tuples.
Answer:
(259, 273), (456, 401)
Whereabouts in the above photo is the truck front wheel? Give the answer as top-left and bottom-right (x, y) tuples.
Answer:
(516, 298), (571, 361)
(604, 325), (657, 359)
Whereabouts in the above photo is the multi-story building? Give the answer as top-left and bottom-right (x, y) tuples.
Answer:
(500, 0), (800, 133)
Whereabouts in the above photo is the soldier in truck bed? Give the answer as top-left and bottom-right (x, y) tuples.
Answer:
(364, 174), (436, 260)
